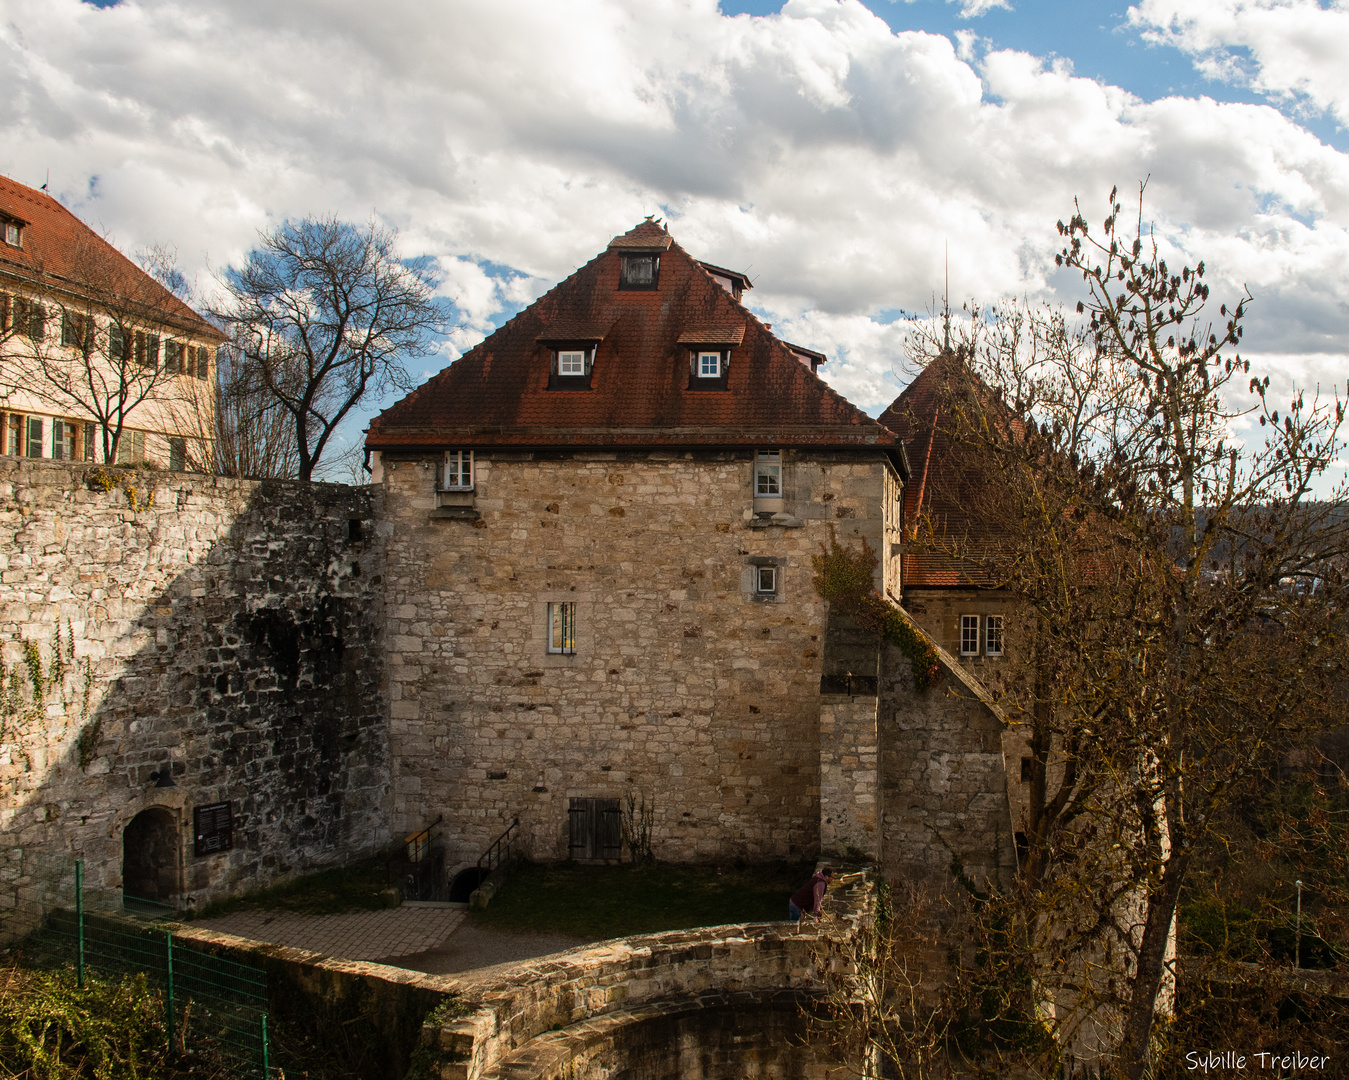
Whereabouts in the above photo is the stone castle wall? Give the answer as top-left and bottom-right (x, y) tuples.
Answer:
(380, 448), (893, 865)
(0, 458), (388, 940)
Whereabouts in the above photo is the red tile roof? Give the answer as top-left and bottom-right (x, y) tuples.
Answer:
(878, 350), (1011, 588)
(0, 173), (220, 340)
(367, 220), (899, 451)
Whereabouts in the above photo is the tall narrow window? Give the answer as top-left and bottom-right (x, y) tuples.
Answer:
(985, 615), (1004, 657)
(52, 421), (76, 461)
(169, 437), (186, 472)
(754, 450), (781, 497)
(164, 341), (184, 375)
(547, 602), (576, 655)
(26, 417), (43, 458)
(442, 450), (474, 491)
(109, 324), (127, 363)
(6, 414), (22, 456)
(959, 615), (980, 657)
(195, 346), (210, 380)
(83, 422), (97, 462)
(61, 313), (90, 349)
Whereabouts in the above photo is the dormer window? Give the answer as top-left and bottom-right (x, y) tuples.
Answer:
(619, 254), (659, 290)
(687, 346), (730, 390)
(548, 344), (596, 389)
(558, 349), (588, 376)
(3, 222), (20, 248)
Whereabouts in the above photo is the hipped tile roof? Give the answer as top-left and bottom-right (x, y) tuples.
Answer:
(0, 173), (221, 340)
(367, 220), (898, 451)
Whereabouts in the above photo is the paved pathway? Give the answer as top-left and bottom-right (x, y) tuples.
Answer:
(196, 903), (466, 962)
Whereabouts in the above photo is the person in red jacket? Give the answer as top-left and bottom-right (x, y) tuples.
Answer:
(788, 866), (834, 921)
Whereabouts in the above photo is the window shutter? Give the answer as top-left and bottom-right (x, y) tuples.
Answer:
(29, 303), (45, 342)
(598, 799), (622, 860)
(51, 421), (64, 460)
(83, 423), (96, 462)
(196, 346), (211, 380)
(109, 324), (126, 363)
(26, 417), (43, 458)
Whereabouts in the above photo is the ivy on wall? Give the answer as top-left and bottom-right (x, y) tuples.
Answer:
(811, 534), (943, 693)
(0, 621), (97, 770)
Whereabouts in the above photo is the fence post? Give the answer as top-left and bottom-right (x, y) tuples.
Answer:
(75, 859), (85, 990)
(165, 931), (176, 1051)
(261, 1013), (270, 1078)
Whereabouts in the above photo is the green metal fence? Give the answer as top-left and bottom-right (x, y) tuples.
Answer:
(25, 859), (272, 1078)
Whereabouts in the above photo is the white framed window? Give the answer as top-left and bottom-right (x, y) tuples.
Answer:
(697, 350), (722, 378)
(442, 450), (474, 491)
(547, 602), (576, 655)
(3, 222), (19, 248)
(959, 615), (980, 656)
(756, 565), (777, 594)
(557, 349), (588, 376)
(985, 615), (1004, 657)
(754, 450), (781, 497)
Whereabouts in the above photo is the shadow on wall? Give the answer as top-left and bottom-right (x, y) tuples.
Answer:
(0, 459), (391, 941)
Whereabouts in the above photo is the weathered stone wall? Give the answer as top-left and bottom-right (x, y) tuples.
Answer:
(818, 695), (880, 861)
(879, 629), (1016, 890)
(0, 458), (388, 940)
(381, 448), (892, 865)
(421, 869), (874, 1080)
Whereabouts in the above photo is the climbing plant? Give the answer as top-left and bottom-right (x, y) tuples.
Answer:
(811, 534), (943, 692)
(0, 621), (99, 770)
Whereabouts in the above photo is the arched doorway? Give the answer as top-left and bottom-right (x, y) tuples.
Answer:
(122, 808), (180, 907)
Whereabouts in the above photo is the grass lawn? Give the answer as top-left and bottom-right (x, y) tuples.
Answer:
(472, 860), (816, 940)
(191, 856), (391, 919)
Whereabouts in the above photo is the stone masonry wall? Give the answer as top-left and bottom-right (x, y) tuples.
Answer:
(879, 632), (1015, 890)
(381, 448), (892, 865)
(0, 458), (388, 940)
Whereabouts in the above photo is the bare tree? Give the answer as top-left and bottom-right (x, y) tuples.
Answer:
(212, 216), (446, 482)
(908, 185), (1349, 1077)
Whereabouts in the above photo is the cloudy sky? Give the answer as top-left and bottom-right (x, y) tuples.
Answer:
(2, 0), (1346, 478)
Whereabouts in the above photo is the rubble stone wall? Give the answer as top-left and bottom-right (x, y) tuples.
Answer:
(0, 458), (388, 940)
(380, 448), (892, 865)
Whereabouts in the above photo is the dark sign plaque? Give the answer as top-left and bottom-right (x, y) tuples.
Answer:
(194, 802), (234, 856)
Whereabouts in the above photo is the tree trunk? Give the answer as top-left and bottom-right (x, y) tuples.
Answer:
(1116, 853), (1189, 1080)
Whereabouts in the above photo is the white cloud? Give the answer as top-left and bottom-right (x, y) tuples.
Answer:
(0, 0), (1343, 430)
(955, 0), (1012, 16)
(1129, 0), (1349, 124)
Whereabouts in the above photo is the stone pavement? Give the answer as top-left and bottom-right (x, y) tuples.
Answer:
(195, 902), (466, 962)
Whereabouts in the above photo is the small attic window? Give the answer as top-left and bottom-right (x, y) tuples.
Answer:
(3, 222), (20, 248)
(619, 254), (659, 290)
(548, 345), (596, 390)
(687, 347), (730, 390)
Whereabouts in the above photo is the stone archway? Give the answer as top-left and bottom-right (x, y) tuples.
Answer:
(122, 807), (180, 906)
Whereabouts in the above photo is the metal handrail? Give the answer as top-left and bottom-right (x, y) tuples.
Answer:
(478, 817), (519, 875)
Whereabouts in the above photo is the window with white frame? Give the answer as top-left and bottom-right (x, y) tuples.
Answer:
(697, 350), (722, 378)
(756, 565), (777, 594)
(547, 602), (576, 655)
(442, 450), (474, 491)
(985, 614), (1004, 657)
(3, 221), (20, 248)
(754, 450), (781, 497)
(959, 615), (980, 656)
(557, 349), (588, 376)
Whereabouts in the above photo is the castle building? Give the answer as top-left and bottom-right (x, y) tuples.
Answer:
(0, 174), (221, 470)
(367, 220), (1015, 883)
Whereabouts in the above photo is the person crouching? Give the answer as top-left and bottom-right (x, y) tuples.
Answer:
(788, 865), (834, 921)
